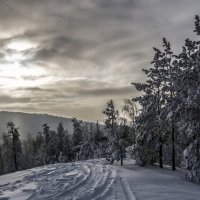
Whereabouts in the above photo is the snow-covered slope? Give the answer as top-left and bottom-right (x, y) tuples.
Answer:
(0, 160), (116, 200)
(1, 159), (200, 200)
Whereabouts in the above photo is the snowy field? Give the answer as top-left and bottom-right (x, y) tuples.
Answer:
(0, 160), (116, 200)
(0, 159), (200, 200)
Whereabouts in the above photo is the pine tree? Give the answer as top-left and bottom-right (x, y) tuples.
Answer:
(42, 123), (51, 164)
(34, 132), (45, 166)
(172, 15), (200, 182)
(72, 118), (83, 147)
(22, 135), (35, 169)
(0, 146), (4, 174)
(7, 122), (22, 171)
(57, 122), (65, 153)
(103, 100), (119, 164)
(103, 100), (119, 132)
(56, 122), (70, 162)
(42, 123), (51, 145)
(1, 133), (14, 173)
(122, 99), (138, 148)
(94, 121), (102, 144)
(133, 46), (168, 167)
(72, 118), (83, 160)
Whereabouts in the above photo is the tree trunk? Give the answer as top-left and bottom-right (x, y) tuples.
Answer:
(172, 120), (176, 171)
(13, 145), (18, 171)
(0, 150), (4, 174)
(120, 153), (123, 166)
(157, 87), (163, 168)
(159, 138), (163, 168)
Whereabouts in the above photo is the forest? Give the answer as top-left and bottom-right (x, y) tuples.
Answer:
(0, 15), (200, 184)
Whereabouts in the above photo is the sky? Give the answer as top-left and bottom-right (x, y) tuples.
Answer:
(0, 0), (200, 121)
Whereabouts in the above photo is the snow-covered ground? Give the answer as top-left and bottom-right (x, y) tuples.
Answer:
(0, 160), (116, 200)
(116, 163), (200, 200)
(0, 159), (200, 200)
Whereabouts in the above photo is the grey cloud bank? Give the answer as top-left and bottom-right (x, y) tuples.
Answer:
(0, 0), (200, 121)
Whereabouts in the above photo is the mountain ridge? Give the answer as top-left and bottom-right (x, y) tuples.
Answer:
(0, 111), (74, 140)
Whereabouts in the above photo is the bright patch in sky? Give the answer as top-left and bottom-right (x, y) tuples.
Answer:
(0, 63), (45, 79)
(0, 0), (199, 120)
(6, 40), (37, 51)
(1, 40), (43, 86)
(5, 53), (25, 62)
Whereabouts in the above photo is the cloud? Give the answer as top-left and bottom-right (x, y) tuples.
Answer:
(0, 95), (31, 103)
(0, 0), (200, 120)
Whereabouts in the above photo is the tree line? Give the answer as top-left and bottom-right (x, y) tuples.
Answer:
(0, 99), (136, 175)
(132, 15), (200, 183)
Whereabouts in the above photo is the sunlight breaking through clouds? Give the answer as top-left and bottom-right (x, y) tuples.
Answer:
(0, 0), (200, 120)
(6, 40), (37, 51)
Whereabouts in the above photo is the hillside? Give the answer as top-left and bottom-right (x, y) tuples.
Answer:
(0, 159), (116, 200)
(0, 111), (73, 140)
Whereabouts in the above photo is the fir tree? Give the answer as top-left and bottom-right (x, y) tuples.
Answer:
(103, 100), (119, 164)
(7, 122), (22, 171)
(72, 118), (83, 160)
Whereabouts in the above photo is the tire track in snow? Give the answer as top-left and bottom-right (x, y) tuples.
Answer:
(0, 159), (116, 200)
(114, 176), (136, 200)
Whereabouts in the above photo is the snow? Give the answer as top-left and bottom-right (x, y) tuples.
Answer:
(0, 159), (200, 200)
(116, 162), (200, 200)
(0, 160), (116, 200)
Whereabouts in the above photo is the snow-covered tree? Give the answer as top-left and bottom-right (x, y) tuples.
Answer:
(103, 100), (120, 164)
(1, 133), (14, 173)
(7, 122), (22, 171)
(133, 47), (168, 167)
(122, 99), (138, 148)
(172, 15), (200, 182)
(72, 118), (83, 160)
(0, 146), (3, 174)
(103, 100), (119, 131)
(72, 118), (83, 147)
(57, 122), (65, 153)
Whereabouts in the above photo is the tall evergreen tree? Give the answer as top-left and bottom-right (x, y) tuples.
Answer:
(57, 122), (65, 153)
(7, 122), (22, 171)
(172, 15), (200, 182)
(103, 100), (119, 164)
(1, 133), (14, 173)
(103, 100), (119, 132)
(122, 99), (138, 148)
(94, 121), (102, 144)
(133, 47), (167, 167)
(72, 118), (83, 147)
(72, 118), (83, 160)
(0, 146), (4, 174)
(42, 123), (51, 164)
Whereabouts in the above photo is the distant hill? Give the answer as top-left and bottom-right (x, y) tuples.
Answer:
(0, 111), (73, 140)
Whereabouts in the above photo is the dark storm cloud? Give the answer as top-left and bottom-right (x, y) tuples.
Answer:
(0, 0), (200, 120)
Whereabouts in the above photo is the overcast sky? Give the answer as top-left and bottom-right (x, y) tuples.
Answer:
(0, 0), (200, 121)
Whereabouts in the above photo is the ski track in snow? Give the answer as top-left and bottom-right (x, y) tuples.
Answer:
(0, 160), (116, 200)
(114, 176), (136, 200)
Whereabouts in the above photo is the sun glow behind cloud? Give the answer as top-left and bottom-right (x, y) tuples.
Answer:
(6, 40), (37, 52)
(0, 63), (45, 79)
(0, 40), (46, 90)
(0, 0), (200, 120)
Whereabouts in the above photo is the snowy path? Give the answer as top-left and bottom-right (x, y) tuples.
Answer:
(0, 159), (200, 200)
(117, 162), (200, 200)
(114, 176), (136, 200)
(0, 160), (116, 200)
